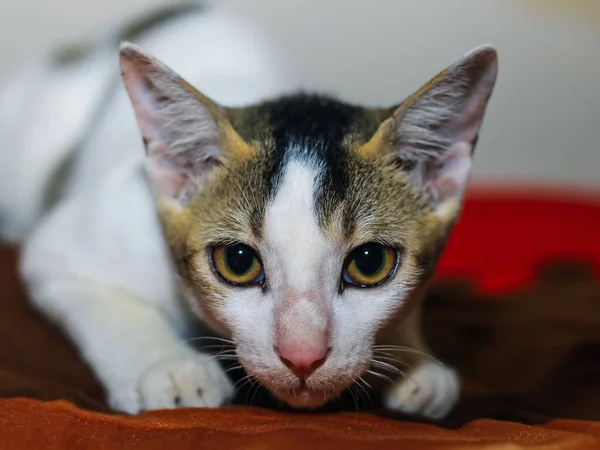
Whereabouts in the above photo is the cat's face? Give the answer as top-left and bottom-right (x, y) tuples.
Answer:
(120, 43), (497, 407)
(170, 137), (440, 408)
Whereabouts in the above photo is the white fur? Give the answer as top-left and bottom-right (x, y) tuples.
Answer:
(13, 6), (293, 414)
(384, 361), (460, 419)
(0, 43), (115, 242)
(262, 159), (334, 293)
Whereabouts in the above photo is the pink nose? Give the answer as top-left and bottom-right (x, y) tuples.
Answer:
(276, 346), (330, 379)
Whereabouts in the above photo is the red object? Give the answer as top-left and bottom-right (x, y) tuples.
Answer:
(436, 184), (600, 294)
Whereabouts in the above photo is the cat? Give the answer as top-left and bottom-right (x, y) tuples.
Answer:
(0, 3), (497, 418)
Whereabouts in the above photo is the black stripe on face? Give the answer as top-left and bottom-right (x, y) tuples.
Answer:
(258, 94), (378, 221)
(226, 93), (384, 241)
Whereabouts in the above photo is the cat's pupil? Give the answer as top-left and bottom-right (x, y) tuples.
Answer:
(226, 244), (255, 275)
(354, 244), (384, 275)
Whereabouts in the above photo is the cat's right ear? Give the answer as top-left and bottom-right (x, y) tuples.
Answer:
(119, 42), (255, 205)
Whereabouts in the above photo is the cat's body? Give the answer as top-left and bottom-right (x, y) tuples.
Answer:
(0, 4), (497, 418)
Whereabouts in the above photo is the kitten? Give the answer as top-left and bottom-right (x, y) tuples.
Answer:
(2, 5), (497, 418)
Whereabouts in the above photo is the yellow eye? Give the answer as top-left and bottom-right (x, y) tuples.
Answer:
(211, 244), (264, 286)
(343, 243), (398, 287)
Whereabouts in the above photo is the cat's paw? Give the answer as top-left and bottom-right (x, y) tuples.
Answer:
(108, 354), (234, 414)
(383, 360), (460, 420)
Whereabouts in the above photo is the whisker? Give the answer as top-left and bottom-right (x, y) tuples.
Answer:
(351, 384), (366, 408)
(235, 380), (253, 394)
(370, 359), (404, 376)
(369, 363), (426, 393)
(365, 369), (394, 385)
(233, 374), (254, 390)
(193, 336), (235, 344)
(371, 354), (410, 367)
(244, 379), (259, 405)
(212, 356), (239, 362)
(357, 376), (372, 389)
(373, 346), (442, 364)
(207, 348), (238, 354)
(347, 386), (359, 413)
(370, 360), (427, 389)
(185, 336), (235, 345)
(213, 356), (239, 361)
(195, 347), (237, 354)
(354, 378), (373, 408)
(203, 350), (240, 365)
(225, 365), (243, 374)
(209, 350), (238, 356)
(249, 381), (262, 406)
(210, 351), (239, 358)
(211, 352), (238, 358)
(189, 344), (235, 350)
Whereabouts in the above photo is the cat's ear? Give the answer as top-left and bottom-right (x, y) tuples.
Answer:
(119, 42), (254, 205)
(359, 45), (498, 215)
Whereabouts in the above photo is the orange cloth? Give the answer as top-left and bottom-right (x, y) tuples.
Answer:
(1, 399), (599, 449)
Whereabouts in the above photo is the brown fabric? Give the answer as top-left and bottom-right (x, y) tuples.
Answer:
(2, 399), (600, 450)
(1, 245), (600, 448)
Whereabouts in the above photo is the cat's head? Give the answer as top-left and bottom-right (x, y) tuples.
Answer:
(120, 43), (497, 408)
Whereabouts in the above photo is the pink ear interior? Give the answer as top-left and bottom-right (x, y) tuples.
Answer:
(120, 54), (168, 145)
(119, 43), (223, 204)
(424, 142), (473, 203)
(398, 46), (498, 205)
(145, 154), (194, 203)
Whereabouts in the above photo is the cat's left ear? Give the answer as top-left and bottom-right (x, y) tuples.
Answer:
(359, 45), (498, 215)
(119, 42), (254, 205)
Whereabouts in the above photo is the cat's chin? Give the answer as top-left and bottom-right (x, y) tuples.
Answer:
(273, 386), (336, 409)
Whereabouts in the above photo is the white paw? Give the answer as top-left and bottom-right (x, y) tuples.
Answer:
(383, 360), (460, 420)
(108, 354), (234, 414)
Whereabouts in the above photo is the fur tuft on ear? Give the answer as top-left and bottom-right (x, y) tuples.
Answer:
(362, 45), (498, 211)
(120, 42), (250, 205)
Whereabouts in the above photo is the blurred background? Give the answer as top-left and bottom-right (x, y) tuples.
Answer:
(0, 0), (598, 186)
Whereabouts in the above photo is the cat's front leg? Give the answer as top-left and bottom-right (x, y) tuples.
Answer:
(379, 305), (460, 420)
(26, 278), (233, 413)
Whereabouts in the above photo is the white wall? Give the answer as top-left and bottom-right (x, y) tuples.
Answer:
(1, 0), (599, 186)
